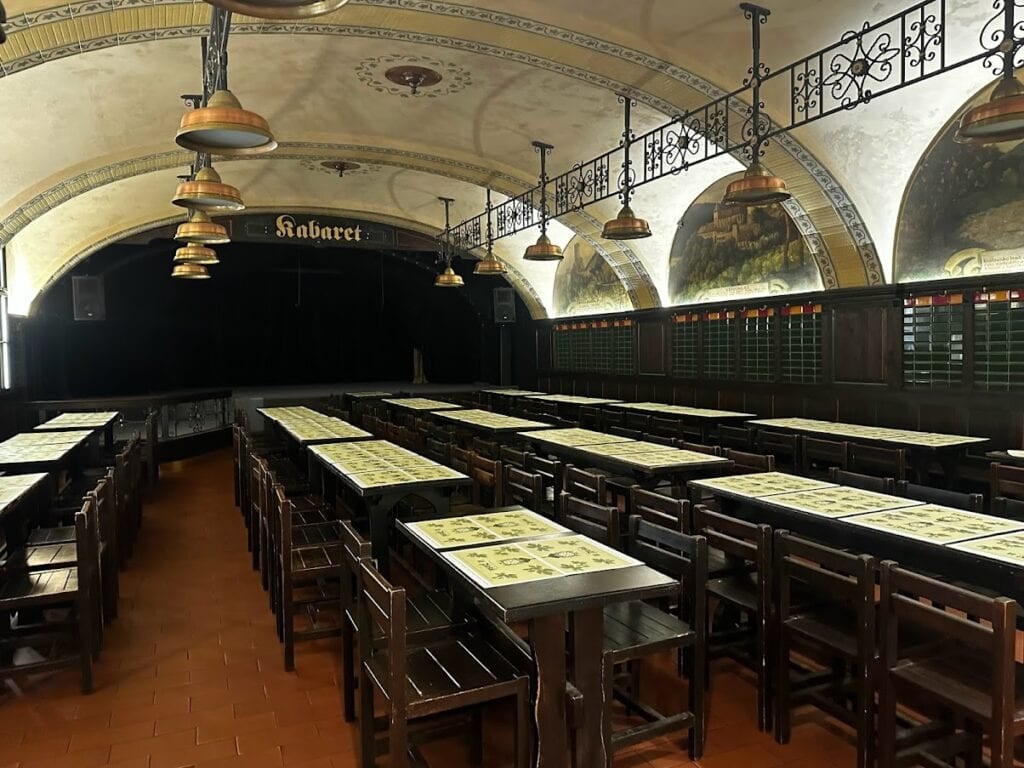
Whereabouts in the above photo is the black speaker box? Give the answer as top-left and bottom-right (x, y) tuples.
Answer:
(493, 287), (516, 324)
(73, 275), (105, 321)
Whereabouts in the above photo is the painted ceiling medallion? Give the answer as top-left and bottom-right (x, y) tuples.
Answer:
(355, 54), (471, 98)
(297, 159), (379, 178)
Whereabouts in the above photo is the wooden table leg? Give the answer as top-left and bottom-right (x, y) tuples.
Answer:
(529, 613), (569, 768)
(571, 606), (608, 768)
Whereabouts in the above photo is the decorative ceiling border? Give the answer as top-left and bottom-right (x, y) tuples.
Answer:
(0, 0), (880, 286)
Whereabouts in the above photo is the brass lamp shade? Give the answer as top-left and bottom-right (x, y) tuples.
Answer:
(473, 249), (507, 275)
(523, 233), (563, 261)
(174, 244), (220, 266)
(176, 90), (277, 156)
(171, 166), (245, 212)
(722, 163), (791, 206)
(434, 265), (464, 288)
(175, 211), (230, 244)
(602, 204), (652, 240)
(171, 263), (211, 279)
(956, 76), (1024, 144)
(202, 0), (349, 19)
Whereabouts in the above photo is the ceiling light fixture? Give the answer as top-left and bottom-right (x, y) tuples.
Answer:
(723, 4), (791, 207)
(321, 160), (361, 177)
(174, 244), (220, 266)
(175, 211), (230, 244)
(172, 165), (245, 212)
(176, 89), (277, 156)
(956, 1), (1024, 143)
(384, 65), (443, 95)
(203, 0), (350, 19)
(474, 188), (507, 275)
(603, 93), (652, 240)
(171, 263), (211, 279)
(434, 196), (464, 288)
(524, 141), (563, 261)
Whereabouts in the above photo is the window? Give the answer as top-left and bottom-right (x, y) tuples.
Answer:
(780, 304), (822, 383)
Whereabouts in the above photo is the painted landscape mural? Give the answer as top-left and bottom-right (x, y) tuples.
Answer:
(552, 238), (630, 316)
(668, 172), (820, 304)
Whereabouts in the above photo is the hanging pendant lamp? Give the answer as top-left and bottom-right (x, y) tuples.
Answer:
(723, 4), (791, 207)
(603, 95), (652, 240)
(174, 244), (220, 266)
(524, 141), (563, 261)
(434, 197), (464, 288)
(171, 263), (211, 279)
(172, 165), (245, 212)
(176, 89), (277, 156)
(203, 0), (349, 20)
(175, 211), (230, 244)
(474, 189), (507, 275)
(957, 1), (1024, 144)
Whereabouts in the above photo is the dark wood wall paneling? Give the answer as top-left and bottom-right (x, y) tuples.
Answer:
(533, 279), (1024, 451)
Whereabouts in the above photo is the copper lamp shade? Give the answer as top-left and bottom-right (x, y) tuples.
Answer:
(202, 0), (349, 19)
(172, 166), (245, 212)
(171, 263), (211, 279)
(602, 204), (652, 240)
(175, 211), (230, 244)
(473, 248), (507, 275)
(956, 76), (1024, 144)
(524, 233), (563, 261)
(176, 90), (277, 156)
(434, 265), (465, 288)
(722, 163), (791, 206)
(174, 244), (220, 266)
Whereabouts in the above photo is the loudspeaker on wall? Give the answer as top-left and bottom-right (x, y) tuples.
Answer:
(493, 287), (516, 324)
(73, 275), (105, 321)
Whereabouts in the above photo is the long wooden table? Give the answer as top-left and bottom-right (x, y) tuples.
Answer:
(308, 440), (470, 565)
(34, 411), (119, 451)
(605, 402), (756, 441)
(688, 471), (1024, 602)
(431, 409), (553, 438)
(258, 406), (371, 446)
(524, 394), (623, 421)
(519, 428), (733, 488)
(399, 506), (676, 768)
(747, 417), (988, 484)
(0, 430), (94, 473)
(479, 389), (548, 412)
(382, 397), (462, 415)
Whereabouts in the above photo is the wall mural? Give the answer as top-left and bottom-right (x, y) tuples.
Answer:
(668, 172), (821, 305)
(895, 85), (1024, 283)
(552, 238), (631, 316)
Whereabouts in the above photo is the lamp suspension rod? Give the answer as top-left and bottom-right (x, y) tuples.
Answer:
(485, 188), (494, 250)
(532, 141), (554, 237)
(618, 93), (634, 208)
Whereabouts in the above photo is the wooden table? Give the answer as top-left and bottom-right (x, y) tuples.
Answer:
(0, 430), (93, 473)
(479, 389), (548, 412)
(520, 429), (733, 488)
(605, 402), (756, 442)
(524, 394), (623, 420)
(307, 440), (470, 565)
(381, 397), (463, 415)
(34, 411), (119, 451)
(0, 472), (51, 556)
(688, 471), (1024, 602)
(747, 417), (988, 484)
(399, 507), (676, 768)
(431, 409), (554, 439)
(257, 406), (371, 446)
(986, 450), (1024, 467)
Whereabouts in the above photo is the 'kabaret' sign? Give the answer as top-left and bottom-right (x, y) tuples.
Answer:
(239, 214), (396, 248)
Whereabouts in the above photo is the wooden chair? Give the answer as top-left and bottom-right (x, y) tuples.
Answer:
(774, 531), (876, 768)
(0, 504), (97, 694)
(448, 445), (474, 507)
(557, 492), (621, 549)
(602, 409), (626, 431)
(643, 433), (675, 447)
(799, 437), (850, 479)
(356, 560), (530, 768)
(609, 426), (643, 440)
(526, 453), (562, 518)
(757, 430), (799, 471)
(991, 462), (1024, 502)
(624, 412), (651, 434)
(499, 445), (529, 470)
(423, 437), (450, 466)
(722, 448), (775, 474)
(679, 441), (722, 457)
(502, 466), (545, 511)
(562, 464), (606, 504)
(849, 443), (907, 481)
(993, 496), (1024, 521)
(467, 454), (503, 509)
(878, 561), (1024, 768)
(648, 416), (681, 441)
(719, 425), (755, 451)
(471, 436), (499, 460)
(691, 504), (773, 731)
(601, 517), (707, 759)
(829, 467), (894, 494)
(894, 480), (984, 513)
(629, 486), (687, 531)
(579, 406), (602, 430)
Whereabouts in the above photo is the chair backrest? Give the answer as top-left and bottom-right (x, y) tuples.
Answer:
(499, 445), (529, 470)
(357, 560), (407, 711)
(624, 413), (651, 433)
(692, 504), (770, 578)
(602, 410), (626, 430)
(502, 466), (544, 511)
(562, 464), (606, 503)
(578, 407), (602, 430)
(469, 454), (503, 507)
(471, 437), (499, 460)
(879, 561), (1016, 730)
(719, 424), (754, 450)
(722, 448), (775, 473)
(992, 496), (1024, 521)
(775, 530), (875, 628)
(991, 462), (1024, 502)
(640, 433), (672, 447)
(424, 437), (450, 465)
(648, 416), (681, 439)
(850, 443), (907, 481)
(829, 467), (894, 494)
(340, 520), (371, 611)
(756, 430), (799, 467)
(629, 487), (688, 532)
(679, 441), (722, 457)
(894, 480), (984, 513)
(449, 445), (473, 475)
(609, 426), (643, 440)
(91, 474), (116, 551)
(628, 516), (707, 625)
(74, 501), (97, 592)
(557, 492), (620, 548)
(799, 436), (850, 476)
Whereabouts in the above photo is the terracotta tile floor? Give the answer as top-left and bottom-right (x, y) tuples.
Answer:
(0, 450), (859, 768)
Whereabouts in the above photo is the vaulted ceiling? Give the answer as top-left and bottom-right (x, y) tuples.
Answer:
(0, 0), (999, 315)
